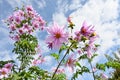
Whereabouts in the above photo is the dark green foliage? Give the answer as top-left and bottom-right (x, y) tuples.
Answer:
(72, 66), (90, 80)
(29, 66), (51, 80)
(103, 50), (120, 80)
(96, 63), (106, 71)
(53, 73), (66, 80)
(59, 45), (68, 54)
(78, 54), (87, 60)
(13, 33), (38, 55)
(13, 33), (38, 71)
(105, 61), (120, 69)
(72, 62), (90, 80)
(4, 66), (51, 80)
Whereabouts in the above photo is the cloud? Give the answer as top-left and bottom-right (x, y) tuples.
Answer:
(68, 1), (120, 79)
(52, 0), (120, 63)
(52, 12), (67, 26)
(37, 0), (46, 9)
(52, 0), (120, 79)
(0, 0), (120, 79)
(0, 51), (12, 60)
(68, 0), (82, 10)
(44, 55), (53, 66)
(70, 0), (120, 56)
(0, 50), (18, 61)
(2, 0), (46, 9)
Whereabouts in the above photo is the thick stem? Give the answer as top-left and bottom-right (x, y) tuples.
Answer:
(51, 43), (73, 79)
(89, 61), (95, 80)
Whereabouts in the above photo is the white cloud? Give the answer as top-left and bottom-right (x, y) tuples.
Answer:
(33, 0), (46, 9)
(65, 3), (120, 77)
(0, 51), (12, 60)
(5, 0), (25, 8)
(68, 0), (82, 10)
(70, 0), (120, 56)
(44, 56), (53, 66)
(4, 0), (46, 9)
(53, 0), (120, 79)
(0, 50), (17, 61)
(1, 0), (120, 79)
(52, 12), (67, 26)
(101, 0), (119, 22)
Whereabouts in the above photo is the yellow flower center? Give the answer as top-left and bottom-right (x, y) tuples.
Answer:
(55, 33), (61, 38)
(1, 71), (6, 75)
(81, 28), (86, 34)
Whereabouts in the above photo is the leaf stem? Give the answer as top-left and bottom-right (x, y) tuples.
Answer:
(51, 43), (73, 79)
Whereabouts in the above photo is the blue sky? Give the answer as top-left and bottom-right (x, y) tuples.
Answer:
(0, 0), (120, 80)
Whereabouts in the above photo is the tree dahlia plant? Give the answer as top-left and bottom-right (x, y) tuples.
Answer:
(1, 5), (120, 80)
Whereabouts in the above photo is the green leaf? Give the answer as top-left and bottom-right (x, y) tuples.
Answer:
(105, 54), (114, 62)
(78, 54), (87, 60)
(94, 44), (100, 47)
(53, 73), (66, 80)
(105, 61), (120, 69)
(88, 53), (98, 62)
(71, 66), (89, 80)
(96, 63), (106, 71)
(75, 62), (81, 68)
(51, 53), (59, 60)
(81, 66), (89, 72)
(59, 45), (68, 54)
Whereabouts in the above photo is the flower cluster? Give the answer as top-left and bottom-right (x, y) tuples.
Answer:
(5, 5), (46, 41)
(0, 63), (13, 79)
(74, 21), (98, 58)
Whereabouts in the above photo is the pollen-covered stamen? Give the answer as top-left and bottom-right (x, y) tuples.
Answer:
(91, 32), (96, 37)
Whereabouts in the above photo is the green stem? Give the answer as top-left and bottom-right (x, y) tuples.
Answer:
(89, 60), (95, 80)
(51, 43), (73, 79)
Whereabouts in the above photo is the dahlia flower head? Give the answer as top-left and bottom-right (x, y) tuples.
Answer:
(0, 63), (13, 79)
(46, 22), (69, 49)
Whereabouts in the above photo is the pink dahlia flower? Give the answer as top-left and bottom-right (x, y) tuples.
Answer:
(65, 54), (76, 72)
(4, 63), (13, 70)
(46, 22), (68, 49)
(0, 68), (9, 79)
(81, 21), (95, 37)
